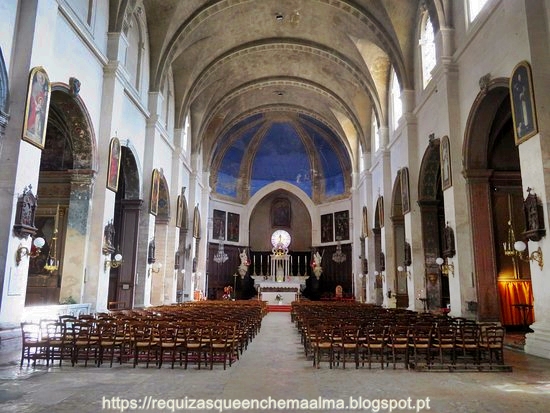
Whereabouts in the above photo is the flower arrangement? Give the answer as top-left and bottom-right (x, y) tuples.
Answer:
(222, 285), (233, 300)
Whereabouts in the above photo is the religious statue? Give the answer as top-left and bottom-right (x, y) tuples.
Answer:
(237, 249), (250, 278)
(311, 250), (323, 279)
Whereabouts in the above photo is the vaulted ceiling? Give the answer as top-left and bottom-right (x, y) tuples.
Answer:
(137, 0), (430, 203)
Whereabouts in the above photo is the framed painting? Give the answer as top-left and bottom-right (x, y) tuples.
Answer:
(227, 212), (240, 242)
(106, 137), (121, 192)
(213, 209), (226, 240)
(335, 210), (350, 240)
(321, 213), (333, 243)
(22, 66), (52, 149)
(510, 61), (538, 145)
(440, 135), (452, 190)
(176, 187), (188, 229)
(149, 169), (160, 216)
(271, 197), (291, 227)
(400, 167), (410, 214)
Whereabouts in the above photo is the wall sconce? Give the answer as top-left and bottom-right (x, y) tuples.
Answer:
(150, 261), (163, 273)
(16, 237), (46, 265)
(514, 240), (544, 270)
(105, 253), (123, 271)
(436, 257), (454, 276)
(397, 265), (411, 279)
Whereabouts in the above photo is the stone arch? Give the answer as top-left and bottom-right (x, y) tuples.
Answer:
(463, 78), (530, 323)
(26, 85), (97, 305)
(391, 169), (408, 308)
(156, 173), (170, 223)
(417, 138), (447, 310)
(0, 47), (9, 156)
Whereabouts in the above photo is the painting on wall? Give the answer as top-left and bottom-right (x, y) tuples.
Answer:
(440, 136), (452, 190)
(106, 137), (121, 192)
(213, 209), (226, 240)
(149, 169), (160, 216)
(400, 167), (410, 214)
(321, 213), (333, 243)
(176, 187), (188, 229)
(227, 212), (240, 242)
(271, 198), (291, 227)
(22, 66), (52, 149)
(510, 60), (538, 145)
(335, 210), (350, 240)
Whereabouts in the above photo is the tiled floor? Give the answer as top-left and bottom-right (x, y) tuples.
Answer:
(1, 313), (550, 412)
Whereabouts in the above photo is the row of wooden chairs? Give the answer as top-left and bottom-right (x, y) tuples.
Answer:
(20, 301), (264, 370)
(293, 302), (506, 370)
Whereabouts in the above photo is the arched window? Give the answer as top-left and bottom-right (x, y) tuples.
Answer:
(182, 114), (190, 154)
(68, 0), (94, 26)
(420, 12), (436, 88)
(391, 70), (402, 131)
(359, 143), (365, 173)
(161, 74), (173, 131)
(125, 14), (141, 90)
(372, 110), (380, 152)
(468, 0), (488, 22)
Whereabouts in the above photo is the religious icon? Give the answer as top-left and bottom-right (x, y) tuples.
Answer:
(321, 213), (333, 243)
(107, 137), (121, 192)
(22, 67), (51, 149)
(149, 169), (161, 216)
(400, 167), (410, 214)
(176, 187), (188, 229)
(334, 210), (349, 240)
(440, 136), (452, 190)
(510, 61), (538, 144)
(213, 209), (226, 240)
(227, 212), (240, 242)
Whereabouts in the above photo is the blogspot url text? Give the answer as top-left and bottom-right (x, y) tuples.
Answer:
(101, 395), (431, 412)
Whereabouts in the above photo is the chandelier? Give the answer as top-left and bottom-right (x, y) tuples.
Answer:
(213, 236), (228, 264)
(332, 237), (346, 263)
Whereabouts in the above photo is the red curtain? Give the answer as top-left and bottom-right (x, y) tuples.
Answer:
(498, 280), (534, 326)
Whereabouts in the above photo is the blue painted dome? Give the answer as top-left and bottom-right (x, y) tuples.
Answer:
(211, 113), (351, 202)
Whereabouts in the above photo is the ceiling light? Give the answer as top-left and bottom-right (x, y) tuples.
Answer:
(274, 90), (285, 96)
(275, 13), (284, 21)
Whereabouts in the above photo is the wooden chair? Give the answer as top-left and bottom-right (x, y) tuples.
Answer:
(387, 325), (410, 369)
(332, 324), (360, 369)
(361, 325), (386, 369)
(130, 322), (158, 368)
(96, 321), (125, 367)
(20, 322), (49, 367)
(479, 325), (505, 367)
(310, 324), (334, 369)
(456, 324), (480, 368)
(156, 322), (179, 369)
(432, 325), (456, 367)
(71, 320), (99, 367)
(176, 324), (206, 369)
(408, 324), (433, 369)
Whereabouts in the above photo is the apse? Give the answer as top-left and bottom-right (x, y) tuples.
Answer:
(213, 113), (350, 202)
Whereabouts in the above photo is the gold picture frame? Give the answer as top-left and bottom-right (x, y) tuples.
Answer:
(106, 137), (121, 192)
(22, 66), (52, 149)
(149, 169), (161, 216)
(400, 167), (410, 214)
(440, 135), (452, 190)
(510, 61), (538, 145)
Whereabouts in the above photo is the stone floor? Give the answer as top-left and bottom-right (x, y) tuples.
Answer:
(1, 313), (550, 412)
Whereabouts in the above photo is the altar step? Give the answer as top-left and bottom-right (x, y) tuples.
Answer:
(268, 304), (292, 313)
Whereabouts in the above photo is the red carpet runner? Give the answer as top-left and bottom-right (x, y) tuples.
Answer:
(268, 304), (292, 313)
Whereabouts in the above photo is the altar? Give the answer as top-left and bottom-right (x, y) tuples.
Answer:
(251, 279), (308, 305)
(249, 229), (308, 305)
